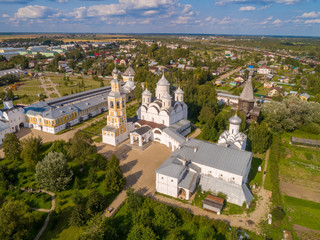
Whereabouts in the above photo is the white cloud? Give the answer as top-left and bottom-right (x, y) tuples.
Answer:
(143, 10), (159, 15)
(215, 0), (301, 5)
(305, 19), (320, 24)
(299, 11), (320, 18)
(272, 19), (282, 24)
(2, 14), (10, 18)
(69, 7), (87, 19)
(182, 4), (192, 13)
(205, 16), (212, 21)
(15, 5), (57, 19)
(239, 6), (256, 11)
(258, 4), (272, 10)
(172, 16), (192, 24)
(87, 4), (126, 17)
(118, 0), (174, 10)
(140, 18), (151, 24)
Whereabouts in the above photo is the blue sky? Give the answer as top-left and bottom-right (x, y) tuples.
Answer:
(0, 0), (319, 36)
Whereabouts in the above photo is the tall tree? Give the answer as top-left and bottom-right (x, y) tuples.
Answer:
(248, 121), (270, 153)
(68, 131), (96, 162)
(36, 152), (73, 191)
(20, 136), (42, 169)
(2, 133), (21, 162)
(127, 224), (158, 240)
(0, 199), (32, 240)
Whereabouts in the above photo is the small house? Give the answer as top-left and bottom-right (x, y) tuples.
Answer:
(202, 195), (224, 215)
(300, 93), (310, 101)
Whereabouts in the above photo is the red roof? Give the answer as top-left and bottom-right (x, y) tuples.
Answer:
(137, 120), (165, 129)
(205, 195), (224, 204)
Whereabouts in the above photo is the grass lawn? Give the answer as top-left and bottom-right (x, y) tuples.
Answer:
(93, 136), (103, 143)
(248, 156), (265, 187)
(126, 102), (140, 118)
(82, 118), (107, 135)
(22, 191), (52, 209)
(0, 77), (44, 104)
(50, 93), (59, 98)
(47, 74), (107, 96)
(283, 196), (320, 231)
(279, 132), (320, 183)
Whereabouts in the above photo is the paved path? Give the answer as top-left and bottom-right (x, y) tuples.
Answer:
(39, 77), (61, 99)
(19, 189), (56, 240)
(189, 128), (201, 138)
(33, 190), (55, 240)
(262, 148), (270, 186)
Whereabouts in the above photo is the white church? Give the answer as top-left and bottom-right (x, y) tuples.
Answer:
(130, 73), (190, 151)
(0, 96), (25, 144)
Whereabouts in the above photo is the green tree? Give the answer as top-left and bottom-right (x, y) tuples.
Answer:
(167, 228), (186, 240)
(126, 187), (143, 213)
(127, 224), (158, 240)
(69, 204), (87, 227)
(201, 124), (210, 140)
(87, 167), (97, 186)
(79, 215), (118, 240)
(0, 199), (32, 240)
(135, 82), (143, 102)
(2, 133), (21, 162)
(198, 106), (214, 124)
(196, 225), (216, 240)
(104, 168), (125, 193)
(36, 152), (73, 191)
(68, 131), (97, 162)
(248, 121), (270, 153)
(20, 136), (42, 169)
(86, 190), (105, 214)
(153, 204), (179, 233)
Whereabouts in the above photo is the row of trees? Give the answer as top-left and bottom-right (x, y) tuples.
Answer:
(79, 188), (241, 240)
(262, 96), (320, 133)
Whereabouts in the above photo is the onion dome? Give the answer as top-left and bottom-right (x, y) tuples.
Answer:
(229, 114), (242, 125)
(142, 88), (152, 96)
(157, 73), (170, 86)
(175, 87), (184, 94)
(162, 92), (172, 99)
(112, 66), (119, 75)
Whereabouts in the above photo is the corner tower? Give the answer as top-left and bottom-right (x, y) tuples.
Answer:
(102, 72), (129, 146)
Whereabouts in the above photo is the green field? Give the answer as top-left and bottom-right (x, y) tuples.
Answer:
(280, 132), (320, 183)
(81, 118), (107, 136)
(283, 196), (320, 231)
(47, 75), (109, 96)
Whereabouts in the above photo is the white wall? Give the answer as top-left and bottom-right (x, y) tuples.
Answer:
(194, 163), (243, 185)
(156, 173), (179, 198)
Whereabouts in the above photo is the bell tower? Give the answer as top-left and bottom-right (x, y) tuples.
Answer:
(102, 72), (129, 146)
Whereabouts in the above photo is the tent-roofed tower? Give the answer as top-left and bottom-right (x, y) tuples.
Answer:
(238, 75), (255, 114)
(238, 75), (260, 122)
(122, 64), (135, 82)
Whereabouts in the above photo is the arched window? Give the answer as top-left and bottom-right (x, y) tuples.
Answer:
(110, 101), (114, 108)
(122, 100), (125, 108)
(116, 101), (120, 109)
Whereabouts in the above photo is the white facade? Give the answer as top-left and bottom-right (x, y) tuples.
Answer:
(156, 138), (253, 206)
(218, 114), (247, 150)
(137, 74), (187, 127)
